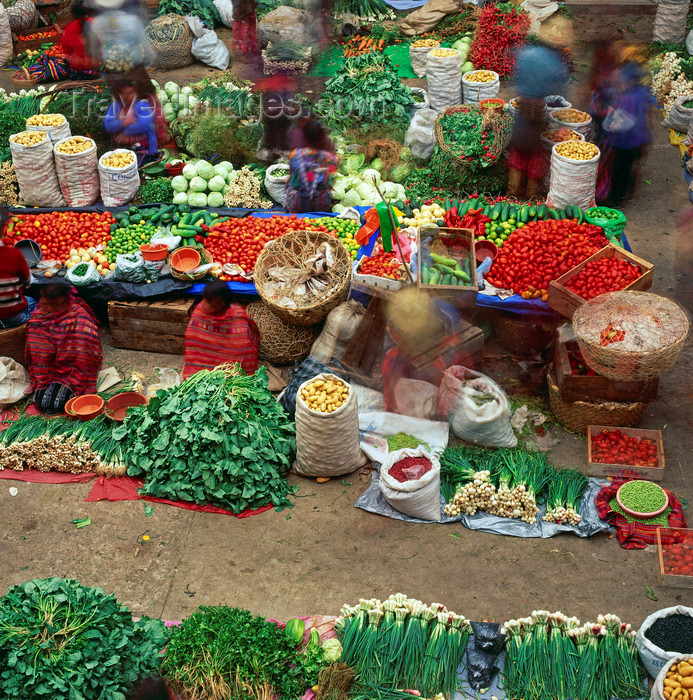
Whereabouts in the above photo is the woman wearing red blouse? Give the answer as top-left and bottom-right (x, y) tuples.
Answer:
(60, 0), (98, 78)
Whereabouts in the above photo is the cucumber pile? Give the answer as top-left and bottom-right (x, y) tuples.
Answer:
(421, 253), (473, 287)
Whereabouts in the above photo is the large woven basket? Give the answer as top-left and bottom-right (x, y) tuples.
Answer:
(573, 291), (689, 381)
(145, 14), (194, 71)
(491, 310), (558, 356)
(246, 302), (320, 366)
(547, 368), (646, 434)
(254, 230), (351, 326)
(168, 246), (213, 281)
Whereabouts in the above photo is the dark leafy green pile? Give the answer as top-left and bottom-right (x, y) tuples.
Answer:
(137, 177), (174, 204)
(162, 606), (315, 699)
(115, 365), (297, 513)
(158, 0), (220, 27)
(0, 111), (26, 162)
(0, 578), (168, 699)
(317, 52), (414, 127)
(45, 87), (113, 152)
(430, 147), (508, 196)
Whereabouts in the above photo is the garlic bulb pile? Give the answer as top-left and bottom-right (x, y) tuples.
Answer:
(652, 52), (693, 114)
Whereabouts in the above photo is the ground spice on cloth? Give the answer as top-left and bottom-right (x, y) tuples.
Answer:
(389, 456), (432, 483)
(608, 498), (672, 526)
(386, 432), (430, 452)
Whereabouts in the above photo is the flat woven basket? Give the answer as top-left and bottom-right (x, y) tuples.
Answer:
(145, 14), (193, 71)
(434, 103), (514, 170)
(168, 246), (213, 281)
(547, 368), (646, 434)
(491, 310), (558, 356)
(11, 67), (37, 90)
(573, 291), (689, 381)
(246, 302), (320, 366)
(254, 230), (351, 326)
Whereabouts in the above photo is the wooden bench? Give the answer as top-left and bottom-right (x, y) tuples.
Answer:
(0, 324), (26, 365)
(108, 297), (198, 356)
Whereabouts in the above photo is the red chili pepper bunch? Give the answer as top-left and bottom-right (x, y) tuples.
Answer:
(565, 256), (642, 301)
(469, 4), (530, 77)
(591, 429), (659, 467)
(445, 207), (490, 238)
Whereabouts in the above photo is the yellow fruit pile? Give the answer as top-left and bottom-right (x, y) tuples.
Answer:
(429, 48), (458, 58)
(465, 70), (496, 82)
(544, 128), (581, 143)
(412, 39), (439, 47)
(301, 377), (349, 413)
(555, 141), (599, 161)
(662, 659), (693, 700)
(552, 108), (590, 123)
(102, 151), (135, 168)
(10, 131), (47, 146)
(56, 137), (94, 154)
(27, 114), (66, 127)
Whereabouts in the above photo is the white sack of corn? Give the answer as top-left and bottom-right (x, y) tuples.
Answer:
(651, 655), (693, 700)
(54, 137), (100, 207)
(437, 366), (517, 448)
(379, 447), (441, 521)
(10, 131), (65, 207)
(293, 373), (367, 477)
(547, 142), (599, 211)
(98, 149), (140, 207)
(26, 116), (71, 144)
(426, 48), (462, 113)
(0, 357), (30, 407)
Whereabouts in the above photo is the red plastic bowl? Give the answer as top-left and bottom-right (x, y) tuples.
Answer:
(70, 394), (104, 421)
(616, 481), (669, 519)
(169, 247), (201, 272)
(105, 391), (148, 422)
(140, 243), (168, 261)
(475, 239), (498, 264)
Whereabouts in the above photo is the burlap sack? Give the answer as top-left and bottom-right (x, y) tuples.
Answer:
(653, 0), (690, 44)
(309, 300), (365, 364)
(399, 0), (462, 36)
(145, 14), (194, 71)
(293, 373), (368, 477)
(0, 5), (11, 66)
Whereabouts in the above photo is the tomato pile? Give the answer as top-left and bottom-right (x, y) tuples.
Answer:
(486, 219), (607, 296)
(591, 429), (659, 467)
(600, 322), (626, 347)
(2, 211), (114, 264)
(203, 215), (305, 282)
(565, 256), (642, 300)
(358, 248), (402, 279)
(662, 530), (693, 577)
(568, 350), (597, 376)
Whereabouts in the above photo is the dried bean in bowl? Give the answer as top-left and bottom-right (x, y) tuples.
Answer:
(645, 613), (693, 654)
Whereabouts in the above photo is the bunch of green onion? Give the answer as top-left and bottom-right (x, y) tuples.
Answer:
(543, 469), (589, 525)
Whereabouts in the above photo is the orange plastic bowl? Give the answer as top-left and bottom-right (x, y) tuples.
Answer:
(140, 243), (168, 261)
(105, 391), (148, 422)
(479, 98), (505, 114)
(169, 248), (201, 272)
(475, 239), (498, 264)
(70, 394), (104, 421)
(64, 396), (79, 416)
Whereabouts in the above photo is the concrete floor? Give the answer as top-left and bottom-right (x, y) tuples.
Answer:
(1, 10), (692, 627)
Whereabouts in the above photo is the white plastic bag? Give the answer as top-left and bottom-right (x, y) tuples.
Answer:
(392, 378), (438, 419)
(0, 357), (29, 407)
(636, 606), (693, 678)
(426, 48), (462, 113)
(264, 163), (289, 205)
(379, 447), (441, 521)
(437, 366), (517, 447)
(147, 368), (181, 398)
(653, 0), (690, 44)
(189, 19), (230, 71)
(98, 149), (139, 207)
(410, 87), (430, 111)
(54, 136), (99, 207)
(462, 70), (500, 105)
(309, 300), (365, 364)
(7, 0), (36, 32)
(0, 6), (12, 67)
(687, 27), (693, 55)
(27, 117), (71, 145)
(410, 42), (439, 77)
(150, 229), (181, 250)
(662, 95), (693, 133)
(547, 141), (600, 210)
(404, 108), (437, 160)
(10, 131), (65, 207)
(213, 0), (234, 27)
(65, 261), (101, 286)
(652, 655), (693, 700)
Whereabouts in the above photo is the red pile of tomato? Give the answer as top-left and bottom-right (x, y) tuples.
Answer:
(486, 219), (607, 296)
(358, 248), (402, 279)
(662, 531), (693, 577)
(203, 215), (305, 282)
(565, 256), (641, 300)
(2, 211), (115, 263)
(591, 429), (659, 467)
(567, 350), (597, 376)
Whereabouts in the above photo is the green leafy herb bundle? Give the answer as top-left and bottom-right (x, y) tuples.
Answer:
(318, 52), (414, 127)
(162, 606), (313, 699)
(115, 365), (297, 513)
(0, 577), (169, 699)
(137, 177), (174, 204)
(0, 111), (26, 162)
(332, 0), (392, 20)
(158, 0), (220, 27)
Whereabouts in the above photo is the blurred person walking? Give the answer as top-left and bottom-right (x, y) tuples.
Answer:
(60, 0), (99, 79)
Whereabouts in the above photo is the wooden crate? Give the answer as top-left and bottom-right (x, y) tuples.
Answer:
(108, 297), (197, 355)
(554, 336), (658, 403)
(587, 424), (665, 481)
(12, 25), (61, 54)
(548, 244), (653, 319)
(0, 324), (26, 365)
(656, 528), (693, 589)
(417, 226), (478, 297)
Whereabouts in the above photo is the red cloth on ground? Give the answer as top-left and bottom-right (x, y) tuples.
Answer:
(25, 294), (102, 395)
(595, 480), (687, 549)
(182, 302), (259, 379)
(0, 469), (94, 483)
(0, 245), (30, 319)
(60, 18), (97, 72)
(85, 475), (273, 518)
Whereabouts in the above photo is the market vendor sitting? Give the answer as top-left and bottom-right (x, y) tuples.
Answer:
(25, 283), (103, 414)
(182, 282), (260, 379)
(0, 225), (36, 330)
(382, 289), (465, 415)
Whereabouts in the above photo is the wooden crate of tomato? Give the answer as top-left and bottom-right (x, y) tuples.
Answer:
(548, 243), (653, 319)
(587, 425), (664, 481)
(656, 528), (693, 589)
(417, 226), (477, 295)
(12, 25), (61, 53)
(554, 335), (658, 403)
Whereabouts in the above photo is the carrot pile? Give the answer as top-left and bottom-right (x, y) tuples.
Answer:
(343, 35), (385, 57)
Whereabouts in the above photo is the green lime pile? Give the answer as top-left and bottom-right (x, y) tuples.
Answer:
(103, 221), (159, 264)
(586, 207), (620, 220)
(480, 218), (525, 248)
(308, 217), (361, 259)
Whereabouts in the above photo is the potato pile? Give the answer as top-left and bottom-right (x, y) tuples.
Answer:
(412, 39), (439, 47)
(56, 137), (93, 154)
(466, 70), (496, 82)
(544, 128), (582, 143)
(555, 141), (599, 161)
(27, 114), (66, 127)
(101, 151), (135, 168)
(429, 48), (458, 58)
(10, 131), (47, 146)
(301, 377), (349, 414)
(662, 659), (693, 700)
(552, 108), (590, 123)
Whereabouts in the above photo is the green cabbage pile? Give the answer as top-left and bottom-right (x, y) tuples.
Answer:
(171, 159), (234, 208)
